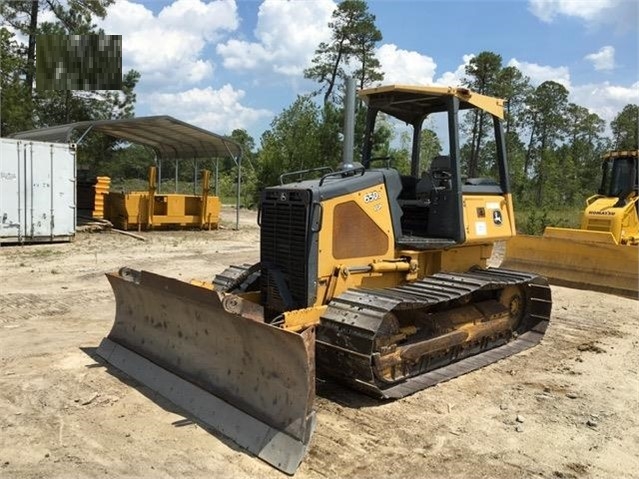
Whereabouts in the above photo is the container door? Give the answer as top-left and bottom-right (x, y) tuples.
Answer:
(1, 140), (76, 243)
(24, 142), (76, 240)
(0, 139), (24, 242)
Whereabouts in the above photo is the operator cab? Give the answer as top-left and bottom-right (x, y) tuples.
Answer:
(599, 151), (639, 203)
(359, 85), (512, 249)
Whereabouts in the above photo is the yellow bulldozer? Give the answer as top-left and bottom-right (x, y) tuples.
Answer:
(503, 150), (638, 298)
(96, 82), (552, 474)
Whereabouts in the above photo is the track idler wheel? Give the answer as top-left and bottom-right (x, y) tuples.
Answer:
(499, 285), (526, 331)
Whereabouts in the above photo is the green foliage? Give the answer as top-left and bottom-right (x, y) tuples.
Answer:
(611, 104), (639, 150)
(419, 128), (442, 171)
(304, 0), (383, 104)
(461, 51), (534, 179)
(257, 95), (329, 193)
(462, 51), (504, 177)
(89, 143), (153, 180)
(0, 28), (31, 135)
(523, 80), (571, 206)
(0, 0), (113, 33)
(1, 2), (140, 182)
(1, 8), (139, 133)
(497, 66), (533, 133)
(0, 0), (115, 108)
(521, 208), (552, 235)
(515, 207), (581, 235)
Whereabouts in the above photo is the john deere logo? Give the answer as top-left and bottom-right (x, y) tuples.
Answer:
(493, 210), (503, 225)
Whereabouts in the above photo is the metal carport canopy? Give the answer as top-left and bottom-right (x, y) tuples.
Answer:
(10, 115), (242, 160)
(11, 116), (244, 229)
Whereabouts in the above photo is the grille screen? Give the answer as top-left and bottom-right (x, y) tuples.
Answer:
(260, 190), (310, 313)
(585, 218), (612, 232)
(333, 201), (388, 259)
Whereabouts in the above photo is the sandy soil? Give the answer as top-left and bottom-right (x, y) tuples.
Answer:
(1, 206), (638, 479)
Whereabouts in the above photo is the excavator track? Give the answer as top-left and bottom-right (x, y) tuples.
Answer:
(316, 268), (552, 398)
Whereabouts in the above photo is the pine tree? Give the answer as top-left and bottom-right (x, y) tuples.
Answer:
(304, 0), (383, 104)
(611, 104), (639, 150)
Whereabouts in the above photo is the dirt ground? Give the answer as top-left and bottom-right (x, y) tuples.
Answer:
(1, 206), (638, 479)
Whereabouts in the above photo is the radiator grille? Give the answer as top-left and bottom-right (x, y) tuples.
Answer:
(585, 218), (612, 232)
(260, 189), (311, 313)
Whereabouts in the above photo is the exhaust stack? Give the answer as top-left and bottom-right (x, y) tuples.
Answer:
(339, 77), (358, 171)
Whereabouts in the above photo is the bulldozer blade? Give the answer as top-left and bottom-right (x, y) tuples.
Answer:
(97, 269), (316, 474)
(502, 234), (638, 298)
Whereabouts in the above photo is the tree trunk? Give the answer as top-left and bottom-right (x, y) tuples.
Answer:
(524, 116), (536, 175)
(26, 0), (39, 102)
(359, 52), (366, 90)
(536, 132), (547, 206)
(323, 38), (345, 105)
(65, 90), (71, 123)
(468, 110), (479, 177)
(472, 112), (486, 177)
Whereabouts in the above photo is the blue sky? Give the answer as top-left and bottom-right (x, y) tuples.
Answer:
(33, 1), (639, 142)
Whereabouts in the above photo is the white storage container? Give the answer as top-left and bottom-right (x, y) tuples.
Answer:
(0, 138), (76, 244)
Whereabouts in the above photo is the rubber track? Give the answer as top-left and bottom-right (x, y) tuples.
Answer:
(213, 263), (260, 293)
(213, 265), (552, 399)
(317, 267), (552, 399)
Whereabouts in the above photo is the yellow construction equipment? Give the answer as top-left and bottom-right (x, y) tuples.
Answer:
(92, 176), (111, 219)
(106, 166), (220, 230)
(503, 150), (639, 297)
(97, 82), (552, 474)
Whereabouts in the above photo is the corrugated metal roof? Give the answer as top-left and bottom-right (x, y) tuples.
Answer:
(10, 116), (242, 160)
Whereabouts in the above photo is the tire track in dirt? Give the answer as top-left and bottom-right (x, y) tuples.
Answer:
(1, 290), (113, 325)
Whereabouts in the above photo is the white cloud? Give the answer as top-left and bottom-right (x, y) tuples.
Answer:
(585, 46), (616, 71)
(571, 81), (639, 124)
(529, 0), (613, 22)
(372, 47), (470, 88)
(504, 57), (635, 126)
(143, 84), (272, 134)
(528, 0), (637, 30)
(376, 44), (437, 85)
(436, 54), (474, 86)
(157, 0), (238, 41)
(216, 0), (335, 77)
(98, 0), (239, 86)
(507, 58), (571, 88)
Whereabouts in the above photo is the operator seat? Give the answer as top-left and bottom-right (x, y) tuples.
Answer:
(416, 155), (451, 199)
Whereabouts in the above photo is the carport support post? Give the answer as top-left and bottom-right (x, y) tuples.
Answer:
(193, 158), (197, 194)
(236, 154), (241, 231)
(215, 158), (219, 196)
(175, 159), (178, 193)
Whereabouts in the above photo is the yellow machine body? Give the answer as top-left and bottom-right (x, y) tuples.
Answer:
(97, 84), (552, 474)
(503, 150), (639, 297)
(106, 166), (220, 230)
(303, 186), (515, 315)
